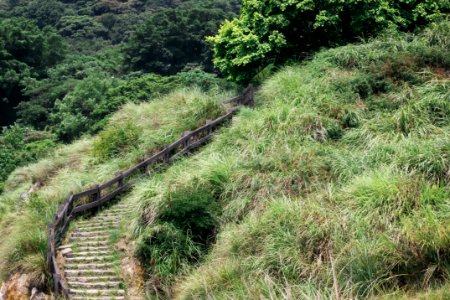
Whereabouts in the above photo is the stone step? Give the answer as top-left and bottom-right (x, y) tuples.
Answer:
(65, 269), (117, 277)
(70, 235), (109, 242)
(65, 262), (115, 270)
(75, 225), (120, 232)
(72, 231), (110, 237)
(77, 219), (120, 225)
(60, 248), (73, 257)
(99, 211), (124, 215)
(91, 216), (121, 220)
(102, 211), (128, 216)
(69, 288), (125, 296)
(108, 205), (128, 210)
(68, 281), (122, 289)
(75, 226), (116, 232)
(70, 296), (125, 300)
(88, 220), (120, 225)
(71, 250), (112, 257)
(75, 223), (115, 229)
(73, 245), (111, 252)
(65, 256), (114, 263)
(73, 240), (109, 250)
(59, 244), (72, 250)
(76, 225), (120, 231)
(65, 276), (122, 283)
(95, 213), (121, 217)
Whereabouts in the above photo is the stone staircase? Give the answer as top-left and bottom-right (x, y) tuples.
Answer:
(58, 203), (128, 300)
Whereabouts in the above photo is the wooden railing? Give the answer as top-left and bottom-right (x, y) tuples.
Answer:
(47, 85), (254, 297)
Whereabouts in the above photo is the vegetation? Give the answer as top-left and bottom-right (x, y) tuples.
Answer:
(209, 0), (449, 82)
(0, 88), (232, 283)
(0, 0), (238, 186)
(0, 0), (448, 299)
(124, 0), (240, 74)
(125, 21), (449, 298)
(0, 125), (56, 193)
(0, 0), (240, 133)
(0, 17), (65, 126)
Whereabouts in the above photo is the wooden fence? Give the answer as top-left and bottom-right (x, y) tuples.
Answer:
(47, 85), (254, 297)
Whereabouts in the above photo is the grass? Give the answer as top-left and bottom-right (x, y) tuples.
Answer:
(0, 20), (449, 299)
(117, 20), (450, 299)
(0, 87), (233, 286)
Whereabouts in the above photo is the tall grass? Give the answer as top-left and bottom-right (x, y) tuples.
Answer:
(0, 87), (232, 285)
(121, 21), (450, 299)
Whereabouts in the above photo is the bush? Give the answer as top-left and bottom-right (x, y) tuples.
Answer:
(0, 125), (56, 190)
(209, 0), (448, 82)
(93, 122), (142, 160)
(159, 183), (221, 243)
(135, 223), (202, 279)
(50, 72), (118, 141)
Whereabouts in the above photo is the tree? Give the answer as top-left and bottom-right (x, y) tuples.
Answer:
(0, 18), (65, 126)
(209, 0), (449, 82)
(124, 0), (240, 75)
(57, 15), (108, 39)
(26, 0), (66, 27)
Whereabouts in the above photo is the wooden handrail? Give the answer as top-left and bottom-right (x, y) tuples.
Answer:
(47, 85), (254, 298)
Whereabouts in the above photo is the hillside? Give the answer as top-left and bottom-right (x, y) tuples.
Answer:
(0, 19), (448, 299)
(122, 21), (450, 299)
(0, 0), (240, 190)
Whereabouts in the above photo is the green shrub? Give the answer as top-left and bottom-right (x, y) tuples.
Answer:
(50, 72), (119, 141)
(93, 122), (142, 160)
(0, 125), (56, 189)
(159, 183), (221, 243)
(135, 223), (202, 278)
(209, 0), (448, 82)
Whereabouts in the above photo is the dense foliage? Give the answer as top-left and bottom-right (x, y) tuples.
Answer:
(0, 88), (230, 284)
(125, 0), (240, 74)
(0, 17), (65, 126)
(0, 0), (239, 133)
(0, 0), (239, 196)
(0, 1), (449, 299)
(209, 0), (450, 82)
(0, 125), (56, 192)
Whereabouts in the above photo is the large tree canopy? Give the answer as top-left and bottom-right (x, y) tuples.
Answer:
(0, 18), (65, 126)
(209, 0), (449, 82)
(124, 0), (240, 75)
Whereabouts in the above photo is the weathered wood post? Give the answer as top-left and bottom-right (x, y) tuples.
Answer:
(206, 120), (212, 135)
(94, 184), (101, 214)
(53, 273), (61, 295)
(118, 171), (124, 187)
(47, 224), (53, 268)
(163, 144), (170, 162)
(182, 131), (191, 149)
(244, 84), (254, 107)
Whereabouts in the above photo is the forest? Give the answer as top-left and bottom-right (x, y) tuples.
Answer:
(0, 0), (449, 299)
(0, 0), (240, 189)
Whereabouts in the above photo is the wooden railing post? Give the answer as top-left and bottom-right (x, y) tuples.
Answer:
(163, 145), (170, 162)
(243, 84), (254, 107)
(206, 120), (212, 134)
(118, 171), (124, 187)
(53, 273), (60, 295)
(183, 131), (191, 149)
(94, 184), (102, 201)
(47, 224), (53, 267)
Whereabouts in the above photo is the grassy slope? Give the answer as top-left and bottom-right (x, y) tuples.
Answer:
(123, 21), (450, 299)
(0, 88), (232, 282)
